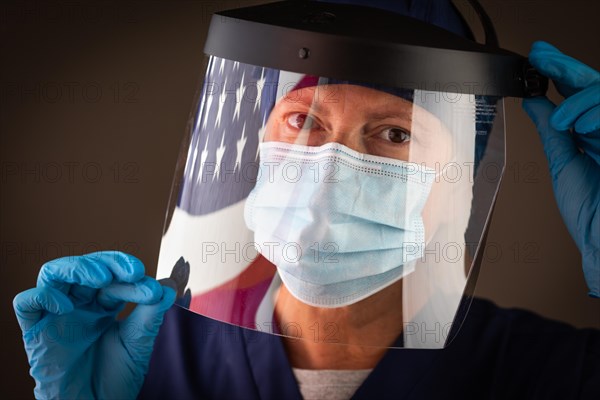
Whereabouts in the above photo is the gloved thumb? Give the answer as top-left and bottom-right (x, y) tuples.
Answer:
(522, 96), (580, 180)
(118, 285), (176, 363)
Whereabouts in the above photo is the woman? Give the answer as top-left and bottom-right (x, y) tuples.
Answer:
(13, 1), (599, 399)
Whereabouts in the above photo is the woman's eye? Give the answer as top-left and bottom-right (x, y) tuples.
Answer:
(286, 113), (318, 130)
(379, 127), (410, 144)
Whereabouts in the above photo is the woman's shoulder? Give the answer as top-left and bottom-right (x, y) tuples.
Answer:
(445, 297), (600, 398)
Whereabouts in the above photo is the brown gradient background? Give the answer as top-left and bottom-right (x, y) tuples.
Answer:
(1, 0), (599, 397)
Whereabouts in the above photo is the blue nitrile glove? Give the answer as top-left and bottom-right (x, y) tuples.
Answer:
(522, 41), (600, 298)
(12, 251), (177, 399)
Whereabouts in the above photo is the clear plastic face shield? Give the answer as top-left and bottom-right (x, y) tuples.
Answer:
(156, 55), (505, 349)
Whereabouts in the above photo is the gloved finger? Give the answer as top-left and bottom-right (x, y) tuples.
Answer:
(37, 255), (113, 295)
(575, 104), (600, 134)
(13, 287), (74, 332)
(529, 41), (600, 96)
(118, 286), (176, 358)
(97, 276), (164, 310)
(37, 252), (146, 295)
(550, 83), (600, 132)
(84, 251), (146, 283)
(522, 96), (580, 179)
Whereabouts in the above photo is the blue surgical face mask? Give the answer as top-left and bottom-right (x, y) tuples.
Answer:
(244, 141), (436, 307)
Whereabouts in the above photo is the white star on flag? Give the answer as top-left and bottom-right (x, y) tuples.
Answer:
(233, 71), (245, 121)
(235, 122), (247, 171)
(214, 134), (226, 180)
(254, 68), (266, 113)
(215, 78), (228, 129)
(197, 133), (210, 183)
(202, 94), (214, 130)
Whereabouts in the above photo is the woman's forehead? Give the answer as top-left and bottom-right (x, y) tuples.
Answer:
(280, 83), (414, 114)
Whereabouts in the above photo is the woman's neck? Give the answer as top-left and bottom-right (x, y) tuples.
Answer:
(274, 281), (404, 370)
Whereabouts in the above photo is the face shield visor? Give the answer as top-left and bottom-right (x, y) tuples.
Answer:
(156, 1), (547, 349)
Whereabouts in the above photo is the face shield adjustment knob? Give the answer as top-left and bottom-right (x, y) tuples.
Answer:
(298, 47), (310, 59)
(522, 61), (549, 97)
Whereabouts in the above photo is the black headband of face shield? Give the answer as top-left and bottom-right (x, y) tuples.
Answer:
(204, 0), (548, 98)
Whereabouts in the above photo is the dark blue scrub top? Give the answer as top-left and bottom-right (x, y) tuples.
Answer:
(138, 298), (600, 399)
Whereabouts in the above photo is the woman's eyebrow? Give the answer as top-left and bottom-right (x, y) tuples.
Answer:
(280, 96), (329, 116)
(309, 102), (413, 122)
(304, 99), (331, 117)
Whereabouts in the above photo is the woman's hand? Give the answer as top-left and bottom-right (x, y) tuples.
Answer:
(522, 41), (600, 298)
(13, 251), (176, 399)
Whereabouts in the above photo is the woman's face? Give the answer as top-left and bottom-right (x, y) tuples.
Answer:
(263, 84), (456, 242)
